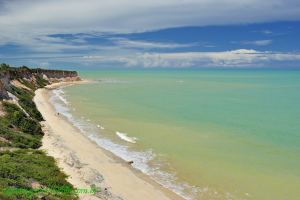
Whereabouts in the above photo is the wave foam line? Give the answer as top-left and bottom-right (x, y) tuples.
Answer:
(53, 89), (69, 105)
(116, 131), (137, 143)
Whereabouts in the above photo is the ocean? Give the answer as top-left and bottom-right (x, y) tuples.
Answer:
(50, 69), (300, 200)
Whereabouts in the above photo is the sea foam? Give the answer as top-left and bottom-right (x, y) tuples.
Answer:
(116, 131), (137, 143)
(52, 89), (69, 105)
(97, 124), (105, 129)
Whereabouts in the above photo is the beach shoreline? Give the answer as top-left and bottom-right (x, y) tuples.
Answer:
(34, 80), (183, 200)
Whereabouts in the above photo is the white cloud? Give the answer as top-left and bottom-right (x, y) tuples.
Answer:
(4, 49), (300, 68)
(0, 1), (300, 68)
(262, 30), (273, 35)
(242, 40), (273, 46)
(80, 49), (300, 68)
(111, 38), (195, 49)
(0, 0), (300, 46)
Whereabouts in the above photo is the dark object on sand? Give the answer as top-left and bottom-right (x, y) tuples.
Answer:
(128, 161), (134, 165)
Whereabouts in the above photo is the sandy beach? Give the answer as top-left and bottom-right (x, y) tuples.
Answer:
(34, 81), (183, 200)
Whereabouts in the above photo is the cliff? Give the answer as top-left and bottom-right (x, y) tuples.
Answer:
(0, 64), (80, 200)
(0, 64), (80, 100)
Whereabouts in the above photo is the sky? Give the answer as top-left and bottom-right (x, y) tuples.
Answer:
(0, 0), (300, 69)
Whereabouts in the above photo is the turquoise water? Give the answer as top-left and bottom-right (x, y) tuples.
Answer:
(53, 70), (300, 200)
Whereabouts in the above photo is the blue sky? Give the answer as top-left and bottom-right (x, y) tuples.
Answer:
(0, 0), (300, 69)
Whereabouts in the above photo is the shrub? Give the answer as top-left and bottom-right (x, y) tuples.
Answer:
(2, 102), (43, 136)
(9, 86), (43, 121)
(35, 74), (49, 88)
(18, 79), (36, 90)
(0, 150), (78, 200)
(0, 126), (41, 149)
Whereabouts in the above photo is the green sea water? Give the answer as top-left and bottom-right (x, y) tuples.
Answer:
(54, 70), (300, 200)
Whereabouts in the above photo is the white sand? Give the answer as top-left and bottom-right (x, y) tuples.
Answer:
(34, 81), (182, 200)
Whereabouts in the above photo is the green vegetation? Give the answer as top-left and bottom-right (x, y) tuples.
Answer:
(0, 125), (41, 149)
(0, 150), (77, 200)
(1, 63), (49, 89)
(0, 64), (79, 200)
(0, 64), (10, 73)
(35, 74), (49, 88)
(17, 79), (36, 91)
(1, 102), (43, 136)
(9, 86), (43, 121)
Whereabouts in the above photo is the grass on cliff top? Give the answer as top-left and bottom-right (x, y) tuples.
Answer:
(0, 150), (78, 200)
(0, 64), (10, 73)
(1, 63), (49, 89)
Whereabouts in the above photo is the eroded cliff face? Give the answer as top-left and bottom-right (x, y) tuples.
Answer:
(37, 69), (78, 79)
(0, 67), (80, 100)
(0, 73), (11, 100)
(41, 69), (80, 83)
(0, 80), (9, 99)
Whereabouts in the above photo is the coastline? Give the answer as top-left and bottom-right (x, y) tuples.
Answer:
(34, 81), (183, 200)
